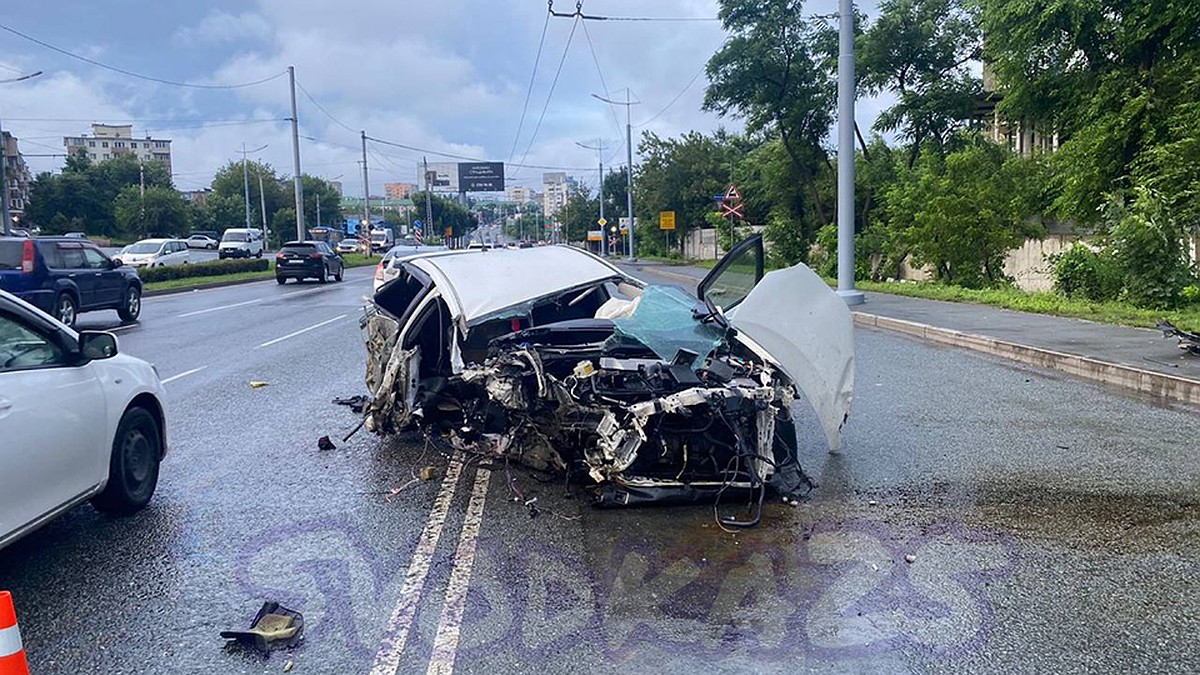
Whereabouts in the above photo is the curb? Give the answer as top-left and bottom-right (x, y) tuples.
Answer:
(854, 312), (1200, 407)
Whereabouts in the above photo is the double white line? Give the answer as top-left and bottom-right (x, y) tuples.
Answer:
(370, 457), (492, 675)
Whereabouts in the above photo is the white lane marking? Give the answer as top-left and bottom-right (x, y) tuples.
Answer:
(161, 366), (208, 384)
(370, 457), (465, 675)
(425, 467), (492, 675)
(108, 324), (139, 332)
(255, 314), (347, 349)
(176, 298), (263, 317)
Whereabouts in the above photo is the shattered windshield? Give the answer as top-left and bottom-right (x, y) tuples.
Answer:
(610, 285), (724, 367)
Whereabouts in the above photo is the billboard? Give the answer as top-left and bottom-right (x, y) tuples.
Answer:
(422, 162), (459, 193)
(458, 162), (505, 192)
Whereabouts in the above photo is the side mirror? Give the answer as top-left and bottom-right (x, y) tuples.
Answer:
(78, 331), (119, 361)
(110, 258), (123, 268)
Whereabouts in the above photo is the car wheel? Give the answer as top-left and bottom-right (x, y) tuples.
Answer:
(208, 243), (216, 250)
(256, 250), (263, 258)
(53, 292), (78, 328)
(117, 285), (142, 322)
(276, 276), (287, 285)
(318, 264), (329, 284)
(334, 264), (343, 282)
(92, 407), (161, 515)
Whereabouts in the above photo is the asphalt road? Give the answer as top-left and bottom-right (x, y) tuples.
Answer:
(0, 265), (1197, 674)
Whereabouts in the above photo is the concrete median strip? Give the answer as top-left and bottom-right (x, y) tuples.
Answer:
(854, 312), (1200, 407)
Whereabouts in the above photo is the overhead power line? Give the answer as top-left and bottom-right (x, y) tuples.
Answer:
(516, 15), (580, 171)
(295, 79), (358, 135)
(365, 134), (598, 172)
(0, 22), (288, 89)
(547, 1), (718, 22)
(507, 10), (552, 165)
(635, 63), (708, 127)
(580, 17), (623, 138)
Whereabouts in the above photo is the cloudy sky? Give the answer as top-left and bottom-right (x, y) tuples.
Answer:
(1, 0), (884, 195)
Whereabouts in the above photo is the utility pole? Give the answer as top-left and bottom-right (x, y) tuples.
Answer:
(423, 156), (434, 245)
(836, 0), (865, 305)
(2, 70), (43, 237)
(288, 65), (305, 241)
(592, 91), (639, 261)
(361, 130), (370, 232)
(257, 174), (268, 247)
(241, 143), (252, 229)
(576, 139), (606, 255)
(139, 160), (146, 235)
(238, 142), (268, 234)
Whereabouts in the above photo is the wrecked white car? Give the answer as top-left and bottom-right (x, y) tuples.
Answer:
(361, 235), (853, 525)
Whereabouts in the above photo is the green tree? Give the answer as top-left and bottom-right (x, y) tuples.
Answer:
(113, 185), (188, 238)
(980, 0), (1200, 224)
(211, 160), (288, 233)
(885, 138), (1047, 287)
(301, 175), (343, 230)
(705, 0), (836, 227)
(860, 0), (982, 164)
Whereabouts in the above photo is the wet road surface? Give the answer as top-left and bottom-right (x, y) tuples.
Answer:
(0, 265), (1197, 674)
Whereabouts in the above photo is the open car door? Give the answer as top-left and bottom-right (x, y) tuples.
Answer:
(703, 235), (855, 453)
(697, 234), (765, 316)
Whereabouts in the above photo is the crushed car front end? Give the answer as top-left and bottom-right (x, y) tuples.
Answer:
(360, 239), (853, 524)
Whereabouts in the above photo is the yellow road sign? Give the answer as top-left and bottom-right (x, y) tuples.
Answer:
(659, 211), (676, 230)
(597, 217), (608, 227)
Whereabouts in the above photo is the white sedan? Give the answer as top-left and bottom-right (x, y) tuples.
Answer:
(0, 290), (168, 550)
(118, 238), (190, 268)
(185, 234), (219, 249)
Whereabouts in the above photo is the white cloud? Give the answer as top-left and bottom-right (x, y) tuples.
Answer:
(175, 11), (274, 45)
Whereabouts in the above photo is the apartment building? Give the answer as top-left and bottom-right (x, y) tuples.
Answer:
(64, 123), (172, 173)
(2, 131), (32, 222)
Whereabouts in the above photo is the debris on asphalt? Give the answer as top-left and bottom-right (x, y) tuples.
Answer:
(1157, 320), (1200, 355)
(332, 395), (371, 414)
(418, 465), (437, 481)
(220, 602), (304, 655)
(317, 436), (336, 451)
(868, 499), (878, 506)
(905, 554), (917, 564)
(283, 658), (295, 672)
(249, 381), (270, 389)
(1056, 444), (1070, 450)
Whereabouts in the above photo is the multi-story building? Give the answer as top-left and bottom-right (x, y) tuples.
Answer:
(180, 188), (212, 207)
(506, 186), (537, 203)
(329, 180), (343, 196)
(542, 172), (576, 218)
(2, 131), (32, 223)
(384, 182), (417, 199)
(974, 64), (1059, 157)
(63, 124), (172, 173)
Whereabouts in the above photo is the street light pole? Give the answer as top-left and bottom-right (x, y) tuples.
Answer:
(576, 139), (606, 256)
(238, 143), (269, 233)
(1, 70), (43, 237)
(287, 65), (305, 241)
(591, 91), (639, 261)
(836, 0), (865, 305)
(257, 174), (268, 247)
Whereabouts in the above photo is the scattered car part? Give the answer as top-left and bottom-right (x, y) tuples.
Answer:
(220, 602), (304, 654)
(1157, 320), (1200, 355)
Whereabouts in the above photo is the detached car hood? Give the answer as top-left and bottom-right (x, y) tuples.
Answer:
(727, 263), (854, 452)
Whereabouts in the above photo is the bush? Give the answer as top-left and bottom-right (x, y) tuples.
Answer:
(1051, 244), (1121, 302)
(1101, 186), (1194, 308)
(136, 258), (269, 283)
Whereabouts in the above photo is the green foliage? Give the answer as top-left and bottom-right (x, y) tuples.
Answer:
(1051, 245), (1122, 302)
(636, 130), (745, 238)
(763, 211), (809, 268)
(409, 192), (479, 240)
(113, 185), (188, 237)
(883, 139), (1047, 288)
(1100, 187), (1195, 308)
(26, 154), (172, 237)
(861, 0), (982, 154)
(136, 258), (269, 283)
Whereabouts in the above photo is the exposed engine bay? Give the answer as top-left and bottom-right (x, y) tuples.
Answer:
(360, 240), (854, 526)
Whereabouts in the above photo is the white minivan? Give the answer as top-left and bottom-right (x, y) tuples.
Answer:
(218, 228), (264, 259)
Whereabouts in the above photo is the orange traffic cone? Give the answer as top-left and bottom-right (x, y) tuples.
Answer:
(0, 591), (29, 675)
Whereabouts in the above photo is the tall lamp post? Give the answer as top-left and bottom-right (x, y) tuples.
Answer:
(238, 143), (269, 232)
(591, 91), (639, 261)
(1, 70), (43, 237)
(575, 139), (606, 256)
(836, 0), (864, 305)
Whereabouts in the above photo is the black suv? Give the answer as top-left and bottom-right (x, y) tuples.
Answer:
(275, 241), (344, 284)
(0, 237), (143, 327)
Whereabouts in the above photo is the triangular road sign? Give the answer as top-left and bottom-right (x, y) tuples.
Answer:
(724, 184), (741, 201)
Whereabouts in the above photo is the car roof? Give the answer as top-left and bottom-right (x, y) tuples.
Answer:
(282, 240), (322, 246)
(407, 245), (639, 327)
(133, 238), (175, 244)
